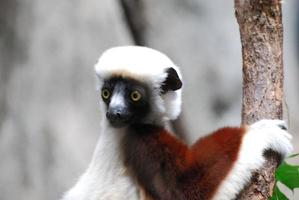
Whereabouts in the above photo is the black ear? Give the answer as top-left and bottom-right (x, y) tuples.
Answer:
(161, 67), (182, 94)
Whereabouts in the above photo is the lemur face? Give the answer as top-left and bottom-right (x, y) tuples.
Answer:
(101, 77), (151, 128)
(95, 46), (184, 124)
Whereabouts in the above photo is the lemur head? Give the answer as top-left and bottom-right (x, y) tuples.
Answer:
(95, 46), (183, 128)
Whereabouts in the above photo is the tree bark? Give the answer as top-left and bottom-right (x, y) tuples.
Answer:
(234, 0), (284, 199)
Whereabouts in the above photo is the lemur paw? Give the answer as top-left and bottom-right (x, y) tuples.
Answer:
(248, 119), (293, 160)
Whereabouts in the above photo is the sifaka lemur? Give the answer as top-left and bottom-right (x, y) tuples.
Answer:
(62, 46), (292, 200)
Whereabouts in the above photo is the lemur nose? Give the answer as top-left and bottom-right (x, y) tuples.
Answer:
(106, 106), (130, 123)
(115, 112), (121, 118)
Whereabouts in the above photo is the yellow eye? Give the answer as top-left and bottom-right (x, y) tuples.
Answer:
(131, 91), (142, 102)
(101, 89), (110, 99)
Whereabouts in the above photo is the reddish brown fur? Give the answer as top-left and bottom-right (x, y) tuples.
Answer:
(123, 124), (247, 200)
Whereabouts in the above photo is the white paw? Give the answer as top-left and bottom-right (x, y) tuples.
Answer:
(248, 119), (293, 159)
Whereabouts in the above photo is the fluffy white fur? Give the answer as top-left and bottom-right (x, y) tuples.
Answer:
(95, 46), (182, 121)
(212, 120), (293, 200)
(62, 120), (139, 200)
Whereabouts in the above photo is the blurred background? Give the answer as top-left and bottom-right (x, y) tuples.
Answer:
(0, 0), (298, 199)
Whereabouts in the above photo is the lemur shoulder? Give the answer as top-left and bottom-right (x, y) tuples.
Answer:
(62, 46), (292, 200)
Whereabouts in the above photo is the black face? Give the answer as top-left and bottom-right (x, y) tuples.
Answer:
(101, 77), (151, 128)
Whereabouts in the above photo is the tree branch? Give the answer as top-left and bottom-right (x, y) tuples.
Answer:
(119, 0), (147, 45)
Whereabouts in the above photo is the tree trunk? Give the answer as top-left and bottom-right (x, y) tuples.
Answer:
(234, 0), (284, 199)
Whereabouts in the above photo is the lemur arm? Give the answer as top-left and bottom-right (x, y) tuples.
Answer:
(124, 120), (292, 200)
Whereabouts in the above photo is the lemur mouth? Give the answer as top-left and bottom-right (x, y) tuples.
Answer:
(108, 120), (129, 128)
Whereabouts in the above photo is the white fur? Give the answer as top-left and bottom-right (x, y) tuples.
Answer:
(94, 46), (183, 121)
(212, 119), (293, 200)
(61, 120), (139, 200)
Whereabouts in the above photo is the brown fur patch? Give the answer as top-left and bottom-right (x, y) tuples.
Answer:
(123, 124), (247, 200)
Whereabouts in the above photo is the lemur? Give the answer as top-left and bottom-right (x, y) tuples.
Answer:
(62, 46), (292, 200)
